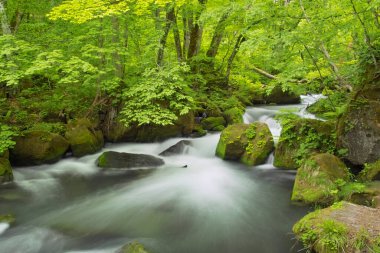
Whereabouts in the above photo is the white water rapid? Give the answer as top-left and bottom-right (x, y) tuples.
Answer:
(0, 95), (322, 253)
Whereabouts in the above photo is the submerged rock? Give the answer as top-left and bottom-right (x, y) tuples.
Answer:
(10, 131), (69, 166)
(0, 158), (13, 184)
(216, 123), (274, 166)
(65, 118), (104, 157)
(293, 202), (380, 253)
(117, 241), (149, 253)
(274, 118), (335, 170)
(97, 151), (164, 169)
(159, 140), (192, 156)
(292, 153), (350, 206)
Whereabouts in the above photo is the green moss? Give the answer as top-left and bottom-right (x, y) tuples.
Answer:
(223, 107), (244, 125)
(201, 117), (226, 131)
(97, 153), (107, 167)
(0, 158), (13, 183)
(119, 241), (149, 253)
(0, 214), (15, 224)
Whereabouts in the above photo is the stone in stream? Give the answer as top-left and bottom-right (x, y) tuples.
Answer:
(10, 131), (69, 166)
(264, 86), (301, 104)
(65, 118), (104, 157)
(116, 241), (150, 253)
(293, 201), (380, 253)
(215, 123), (274, 166)
(159, 140), (192, 156)
(0, 158), (13, 184)
(291, 153), (351, 206)
(97, 151), (164, 169)
(201, 116), (226, 131)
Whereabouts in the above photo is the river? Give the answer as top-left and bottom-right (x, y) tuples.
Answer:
(0, 95), (323, 253)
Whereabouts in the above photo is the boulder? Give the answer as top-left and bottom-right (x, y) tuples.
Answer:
(264, 86), (301, 104)
(189, 125), (207, 138)
(97, 151), (164, 169)
(348, 181), (380, 207)
(0, 158), (13, 184)
(201, 117), (226, 131)
(103, 112), (194, 143)
(65, 118), (104, 157)
(216, 123), (274, 166)
(223, 108), (244, 125)
(117, 241), (149, 253)
(0, 214), (15, 224)
(291, 153), (351, 205)
(274, 118), (335, 170)
(358, 160), (380, 182)
(10, 131), (69, 166)
(337, 65), (380, 166)
(159, 140), (192, 156)
(293, 202), (380, 253)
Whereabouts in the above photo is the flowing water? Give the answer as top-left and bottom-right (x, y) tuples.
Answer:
(0, 95), (324, 253)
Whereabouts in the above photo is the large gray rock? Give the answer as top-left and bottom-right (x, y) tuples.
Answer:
(97, 151), (164, 169)
(337, 65), (380, 165)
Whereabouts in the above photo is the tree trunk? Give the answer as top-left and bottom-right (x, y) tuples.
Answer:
(157, 6), (173, 66)
(168, 9), (182, 62)
(10, 9), (23, 34)
(187, 0), (206, 59)
(225, 34), (246, 81)
(0, 0), (11, 35)
(206, 9), (230, 58)
(112, 17), (124, 79)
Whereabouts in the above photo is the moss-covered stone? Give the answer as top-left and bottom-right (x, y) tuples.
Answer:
(117, 241), (149, 253)
(348, 181), (380, 207)
(201, 117), (226, 131)
(264, 86), (301, 105)
(190, 124), (207, 137)
(0, 214), (15, 224)
(0, 150), (9, 159)
(216, 123), (274, 166)
(293, 202), (380, 253)
(97, 151), (164, 169)
(65, 118), (104, 157)
(10, 131), (69, 166)
(292, 153), (350, 206)
(358, 160), (380, 182)
(274, 118), (335, 170)
(240, 123), (274, 166)
(0, 158), (13, 184)
(223, 108), (244, 125)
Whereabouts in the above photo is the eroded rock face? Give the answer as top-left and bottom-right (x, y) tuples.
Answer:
(293, 202), (380, 253)
(337, 67), (380, 166)
(97, 151), (164, 169)
(10, 131), (69, 166)
(159, 140), (192, 156)
(65, 118), (104, 157)
(291, 153), (350, 206)
(216, 123), (274, 166)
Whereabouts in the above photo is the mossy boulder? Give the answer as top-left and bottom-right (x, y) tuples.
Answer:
(0, 158), (13, 184)
(274, 118), (335, 170)
(97, 151), (164, 169)
(358, 160), (380, 182)
(0, 150), (9, 159)
(103, 113), (194, 142)
(292, 153), (350, 206)
(201, 117), (226, 131)
(223, 108), (244, 125)
(65, 118), (104, 157)
(0, 214), (15, 224)
(336, 65), (380, 166)
(117, 241), (149, 253)
(216, 123), (274, 166)
(293, 202), (380, 253)
(10, 131), (69, 166)
(264, 86), (301, 105)
(348, 181), (380, 207)
(190, 124), (207, 138)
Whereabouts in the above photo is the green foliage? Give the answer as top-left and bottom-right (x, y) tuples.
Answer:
(120, 63), (194, 127)
(0, 124), (18, 154)
(317, 220), (348, 253)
